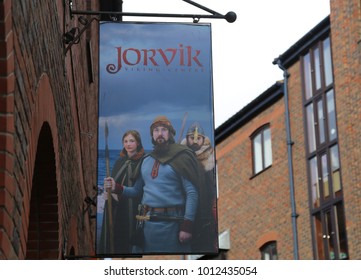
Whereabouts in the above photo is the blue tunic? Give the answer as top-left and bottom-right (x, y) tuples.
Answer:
(123, 155), (198, 253)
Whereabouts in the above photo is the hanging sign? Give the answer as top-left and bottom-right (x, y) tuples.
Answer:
(96, 22), (218, 257)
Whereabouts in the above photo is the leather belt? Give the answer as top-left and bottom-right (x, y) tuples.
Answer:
(148, 207), (179, 213)
(135, 214), (183, 221)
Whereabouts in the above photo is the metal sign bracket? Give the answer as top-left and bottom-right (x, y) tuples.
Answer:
(63, 0), (236, 55)
(69, 0), (237, 23)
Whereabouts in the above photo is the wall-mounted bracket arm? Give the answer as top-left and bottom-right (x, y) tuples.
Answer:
(70, 0), (237, 23)
(64, 0), (236, 54)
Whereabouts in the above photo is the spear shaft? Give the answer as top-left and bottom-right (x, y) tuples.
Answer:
(177, 112), (188, 143)
(105, 121), (114, 253)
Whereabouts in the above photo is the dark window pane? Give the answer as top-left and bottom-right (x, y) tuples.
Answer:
(326, 90), (337, 141)
(306, 104), (316, 153)
(323, 38), (333, 86)
(336, 205), (348, 259)
(260, 241), (278, 260)
(303, 53), (313, 99)
(314, 213), (326, 259)
(317, 99), (326, 144)
(321, 154), (330, 199)
(325, 210), (335, 259)
(264, 128), (272, 168)
(253, 133), (262, 174)
(330, 145), (341, 194)
(314, 47), (321, 90)
(310, 157), (320, 208)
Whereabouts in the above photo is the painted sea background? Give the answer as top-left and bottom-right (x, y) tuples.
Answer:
(97, 149), (122, 187)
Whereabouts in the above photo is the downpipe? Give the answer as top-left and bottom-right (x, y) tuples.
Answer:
(274, 58), (299, 260)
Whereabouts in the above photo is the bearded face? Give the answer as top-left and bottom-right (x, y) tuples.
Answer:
(152, 125), (173, 154)
(187, 135), (204, 151)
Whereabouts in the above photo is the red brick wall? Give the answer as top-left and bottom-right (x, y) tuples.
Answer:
(0, 0), (16, 259)
(0, 0), (99, 259)
(329, 0), (361, 259)
(216, 96), (304, 259)
(216, 0), (361, 259)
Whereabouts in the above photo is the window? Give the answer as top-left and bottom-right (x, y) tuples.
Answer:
(309, 156), (320, 207)
(251, 125), (272, 174)
(301, 36), (349, 259)
(312, 204), (348, 260)
(260, 241), (278, 260)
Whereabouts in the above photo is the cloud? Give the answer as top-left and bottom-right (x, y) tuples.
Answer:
(98, 22), (216, 151)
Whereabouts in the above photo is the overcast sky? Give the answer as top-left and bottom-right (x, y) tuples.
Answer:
(120, 0), (331, 127)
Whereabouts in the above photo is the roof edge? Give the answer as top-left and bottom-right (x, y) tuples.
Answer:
(215, 81), (284, 144)
(273, 16), (330, 68)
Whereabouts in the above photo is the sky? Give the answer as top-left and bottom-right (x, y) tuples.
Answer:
(98, 22), (215, 151)
(121, 0), (331, 127)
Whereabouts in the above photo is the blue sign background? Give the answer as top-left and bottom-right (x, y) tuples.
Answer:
(98, 22), (214, 151)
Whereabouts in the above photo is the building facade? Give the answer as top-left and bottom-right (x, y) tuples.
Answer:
(1, 0), (359, 260)
(215, 0), (360, 259)
(0, 0), (100, 259)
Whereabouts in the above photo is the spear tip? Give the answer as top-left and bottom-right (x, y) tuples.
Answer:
(105, 121), (109, 138)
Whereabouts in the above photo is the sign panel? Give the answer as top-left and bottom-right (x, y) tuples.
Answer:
(97, 22), (218, 256)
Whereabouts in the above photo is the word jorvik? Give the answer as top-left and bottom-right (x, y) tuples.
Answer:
(106, 44), (203, 74)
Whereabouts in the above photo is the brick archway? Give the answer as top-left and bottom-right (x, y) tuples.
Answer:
(26, 122), (58, 259)
(24, 74), (61, 259)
